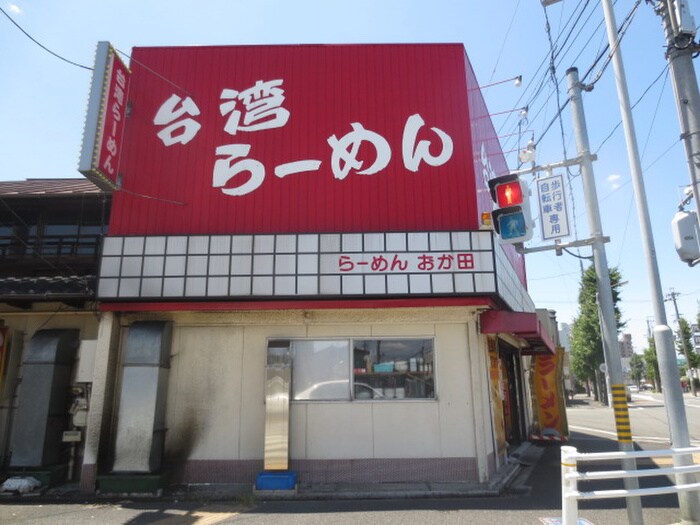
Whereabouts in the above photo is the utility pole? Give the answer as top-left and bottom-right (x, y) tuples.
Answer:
(656, 0), (700, 221)
(666, 288), (697, 396)
(598, 0), (700, 521)
(647, 317), (656, 340)
(567, 67), (643, 525)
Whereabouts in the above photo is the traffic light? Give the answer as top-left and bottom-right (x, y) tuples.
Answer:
(487, 174), (533, 244)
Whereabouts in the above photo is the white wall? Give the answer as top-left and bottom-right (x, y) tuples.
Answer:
(162, 307), (486, 463)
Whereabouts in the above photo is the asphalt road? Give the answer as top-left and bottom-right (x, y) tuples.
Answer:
(569, 391), (700, 448)
(0, 393), (696, 525)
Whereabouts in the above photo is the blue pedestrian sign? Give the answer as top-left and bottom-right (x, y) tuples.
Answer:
(494, 210), (528, 241)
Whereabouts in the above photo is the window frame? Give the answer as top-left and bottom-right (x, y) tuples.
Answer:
(269, 336), (437, 403)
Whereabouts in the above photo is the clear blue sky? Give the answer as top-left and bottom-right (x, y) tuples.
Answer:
(0, 0), (698, 352)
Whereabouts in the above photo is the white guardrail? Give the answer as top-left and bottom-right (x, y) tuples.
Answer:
(561, 445), (700, 525)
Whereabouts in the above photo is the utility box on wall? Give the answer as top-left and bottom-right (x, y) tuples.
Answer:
(112, 321), (172, 473)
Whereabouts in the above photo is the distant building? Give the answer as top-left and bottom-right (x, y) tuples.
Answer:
(692, 324), (700, 354)
(559, 323), (571, 350)
(558, 323), (573, 393)
(619, 333), (634, 383)
(619, 333), (634, 358)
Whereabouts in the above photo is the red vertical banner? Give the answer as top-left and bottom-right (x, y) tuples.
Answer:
(532, 347), (569, 439)
(488, 338), (507, 461)
(79, 42), (131, 191)
(95, 47), (130, 184)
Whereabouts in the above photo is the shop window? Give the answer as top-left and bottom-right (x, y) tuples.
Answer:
(352, 339), (435, 400)
(287, 337), (435, 402)
(291, 340), (350, 401)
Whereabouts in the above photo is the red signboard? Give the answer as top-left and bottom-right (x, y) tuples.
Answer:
(109, 43), (524, 283)
(79, 42), (130, 190)
(111, 44), (487, 234)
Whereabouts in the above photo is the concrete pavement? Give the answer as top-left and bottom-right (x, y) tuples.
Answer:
(0, 395), (690, 524)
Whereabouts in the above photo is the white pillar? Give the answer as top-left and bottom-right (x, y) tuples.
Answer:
(79, 312), (120, 492)
(561, 445), (579, 525)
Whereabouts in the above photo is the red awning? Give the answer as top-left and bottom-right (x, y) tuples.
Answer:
(480, 310), (556, 355)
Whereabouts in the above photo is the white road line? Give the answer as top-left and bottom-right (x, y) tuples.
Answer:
(568, 424), (700, 445)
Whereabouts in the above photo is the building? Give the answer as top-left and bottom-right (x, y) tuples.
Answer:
(2, 43), (562, 494)
(619, 333), (634, 384)
(0, 179), (109, 484)
(619, 333), (634, 359)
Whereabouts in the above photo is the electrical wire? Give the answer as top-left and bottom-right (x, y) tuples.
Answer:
(643, 138), (681, 171)
(583, 0), (642, 88)
(118, 187), (187, 206)
(616, 191), (636, 268)
(488, 0), (522, 83)
(499, 0), (603, 140)
(496, 0), (601, 139)
(499, 0), (613, 154)
(0, 6), (92, 70)
(115, 48), (194, 97)
(563, 247), (593, 260)
(34, 304), (71, 333)
(594, 64), (670, 154)
(540, 0), (586, 269)
(541, 2), (570, 170)
(527, 8), (656, 155)
(640, 68), (671, 160)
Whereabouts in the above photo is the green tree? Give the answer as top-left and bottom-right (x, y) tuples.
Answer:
(569, 265), (625, 399)
(643, 337), (660, 391)
(629, 353), (645, 386)
(676, 317), (699, 391)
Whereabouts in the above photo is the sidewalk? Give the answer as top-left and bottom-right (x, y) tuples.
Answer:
(4, 442), (540, 503)
(2, 396), (687, 525)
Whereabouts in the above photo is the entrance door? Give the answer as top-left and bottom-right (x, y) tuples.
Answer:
(498, 341), (526, 447)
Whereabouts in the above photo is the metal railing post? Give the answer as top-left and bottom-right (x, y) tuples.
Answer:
(561, 445), (579, 525)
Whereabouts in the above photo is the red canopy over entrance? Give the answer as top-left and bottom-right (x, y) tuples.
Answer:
(480, 310), (556, 355)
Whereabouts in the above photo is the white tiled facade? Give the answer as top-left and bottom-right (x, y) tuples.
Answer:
(98, 231), (502, 301)
(493, 243), (535, 313)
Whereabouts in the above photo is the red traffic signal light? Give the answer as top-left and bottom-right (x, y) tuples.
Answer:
(487, 174), (533, 244)
(495, 180), (524, 207)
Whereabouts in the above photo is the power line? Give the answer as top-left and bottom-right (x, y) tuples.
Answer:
(643, 138), (681, 171)
(114, 48), (194, 97)
(583, 0), (642, 88)
(488, 0), (522, 82)
(500, 0), (618, 156)
(594, 64), (670, 154)
(0, 6), (92, 70)
(640, 68), (671, 160)
(497, 0), (601, 140)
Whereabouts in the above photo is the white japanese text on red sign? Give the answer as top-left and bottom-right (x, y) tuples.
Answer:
(152, 79), (455, 196)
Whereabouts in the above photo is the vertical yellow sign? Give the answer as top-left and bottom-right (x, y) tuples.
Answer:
(532, 346), (569, 439)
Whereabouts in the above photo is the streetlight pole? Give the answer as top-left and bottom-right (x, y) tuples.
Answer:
(541, 0), (700, 521)
(597, 0), (700, 520)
